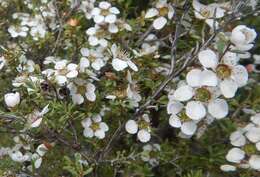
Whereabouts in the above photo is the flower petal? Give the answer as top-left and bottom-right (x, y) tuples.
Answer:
(169, 114), (182, 128)
(231, 65), (248, 87)
(94, 15), (104, 24)
(112, 58), (128, 71)
(198, 49), (218, 68)
(185, 101), (206, 120)
(226, 148), (245, 163)
(108, 23), (119, 33)
(220, 165), (237, 172)
(208, 99), (228, 119)
(100, 122), (109, 132)
(109, 7), (120, 14)
(145, 8), (159, 18)
(153, 17), (167, 30)
(137, 129), (151, 143)
(72, 94), (84, 105)
(167, 100), (183, 114)
(220, 79), (238, 98)
(83, 127), (94, 138)
(125, 120), (138, 134)
(230, 131), (246, 147)
(95, 129), (105, 139)
(249, 155), (260, 170)
(105, 14), (117, 24)
(181, 121), (197, 136)
(186, 69), (202, 87)
(127, 60), (138, 71)
(173, 85), (194, 102)
(200, 70), (218, 87)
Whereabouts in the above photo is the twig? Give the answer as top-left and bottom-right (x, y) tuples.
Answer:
(136, 24), (154, 46)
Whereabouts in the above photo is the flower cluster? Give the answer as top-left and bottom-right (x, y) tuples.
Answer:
(167, 25), (256, 137)
(0, 0), (259, 175)
(6, 135), (50, 170)
(8, 1), (56, 40)
(221, 113), (260, 172)
(86, 1), (131, 48)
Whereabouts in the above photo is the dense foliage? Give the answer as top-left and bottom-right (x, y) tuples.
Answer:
(0, 0), (260, 177)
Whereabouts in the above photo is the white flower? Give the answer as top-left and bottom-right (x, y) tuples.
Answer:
(198, 50), (248, 98)
(30, 144), (49, 169)
(8, 25), (29, 38)
(36, 144), (48, 157)
(192, 0), (226, 29)
(32, 153), (42, 169)
(168, 114), (198, 136)
(27, 104), (49, 128)
(226, 148), (245, 163)
(68, 79), (96, 104)
(220, 164), (237, 172)
(43, 60), (79, 86)
(9, 150), (30, 162)
(80, 47), (107, 71)
(86, 25), (109, 47)
(145, 0), (174, 30)
(125, 114), (151, 143)
(30, 25), (47, 40)
(80, 0), (96, 19)
(82, 114), (109, 139)
(133, 34), (160, 57)
(110, 44), (138, 71)
(249, 155), (260, 170)
(230, 25), (257, 51)
(173, 80), (228, 119)
(91, 1), (119, 25)
(141, 144), (160, 166)
(4, 92), (20, 108)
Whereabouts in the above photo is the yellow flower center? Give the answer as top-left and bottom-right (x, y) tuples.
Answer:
(179, 111), (190, 121)
(243, 144), (257, 155)
(216, 64), (231, 79)
(200, 8), (211, 18)
(117, 48), (130, 61)
(59, 69), (68, 75)
(88, 55), (96, 62)
(90, 122), (100, 131)
(195, 87), (211, 102)
(138, 120), (150, 130)
(159, 7), (168, 16)
(77, 85), (86, 95)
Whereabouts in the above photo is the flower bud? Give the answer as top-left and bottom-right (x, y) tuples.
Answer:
(4, 92), (20, 108)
